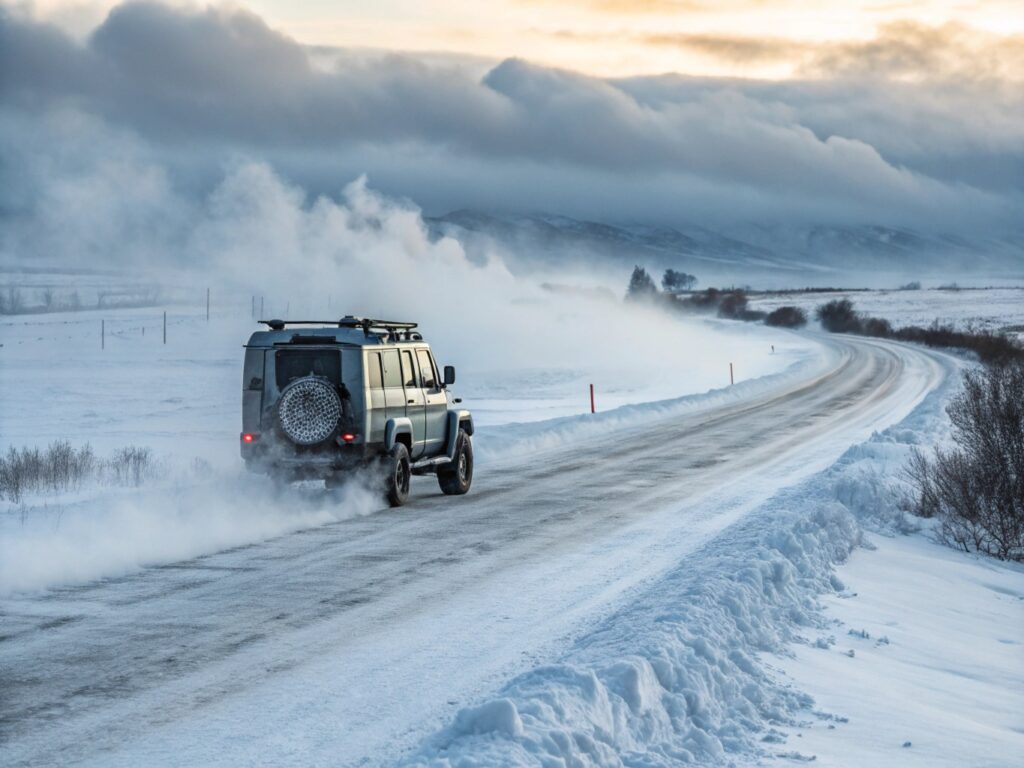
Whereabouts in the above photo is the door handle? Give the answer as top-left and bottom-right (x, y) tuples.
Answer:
(408, 398), (415, 404)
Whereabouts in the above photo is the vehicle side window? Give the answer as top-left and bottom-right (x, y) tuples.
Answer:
(367, 352), (383, 388)
(381, 350), (402, 388)
(428, 351), (442, 387)
(401, 350), (418, 388)
(416, 350), (436, 389)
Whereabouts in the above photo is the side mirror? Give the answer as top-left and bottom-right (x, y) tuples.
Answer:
(443, 365), (456, 386)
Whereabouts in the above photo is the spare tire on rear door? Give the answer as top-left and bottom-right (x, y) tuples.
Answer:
(277, 376), (341, 445)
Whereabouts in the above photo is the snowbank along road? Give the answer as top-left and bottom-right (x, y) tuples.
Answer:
(0, 333), (953, 767)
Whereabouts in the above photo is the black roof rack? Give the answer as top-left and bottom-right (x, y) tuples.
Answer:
(259, 316), (420, 338)
(337, 316), (418, 333)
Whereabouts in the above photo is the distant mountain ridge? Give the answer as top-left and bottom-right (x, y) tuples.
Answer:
(428, 210), (1024, 285)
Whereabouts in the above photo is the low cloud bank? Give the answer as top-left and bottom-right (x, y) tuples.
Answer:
(1, 3), (1022, 235)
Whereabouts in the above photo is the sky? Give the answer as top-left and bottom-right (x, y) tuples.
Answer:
(22, 0), (1024, 78)
(1, 0), (1022, 272)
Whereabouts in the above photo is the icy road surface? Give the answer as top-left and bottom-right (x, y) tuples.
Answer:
(0, 334), (952, 767)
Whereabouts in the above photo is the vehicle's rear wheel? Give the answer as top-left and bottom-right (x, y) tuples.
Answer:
(384, 442), (411, 507)
(438, 429), (473, 495)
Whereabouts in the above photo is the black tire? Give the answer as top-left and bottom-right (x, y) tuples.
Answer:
(384, 442), (412, 507)
(438, 429), (473, 496)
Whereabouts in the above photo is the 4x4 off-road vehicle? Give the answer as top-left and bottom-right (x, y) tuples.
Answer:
(240, 317), (474, 506)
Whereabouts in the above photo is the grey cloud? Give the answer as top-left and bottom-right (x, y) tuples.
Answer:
(1, 2), (1022, 238)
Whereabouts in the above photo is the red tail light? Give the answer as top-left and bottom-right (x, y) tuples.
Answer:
(341, 433), (356, 442)
(242, 433), (257, 443)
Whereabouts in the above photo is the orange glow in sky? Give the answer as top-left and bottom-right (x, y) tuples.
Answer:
(29, 0), (1024, 78)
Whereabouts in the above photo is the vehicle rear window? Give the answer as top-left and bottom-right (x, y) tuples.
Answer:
(381, 350), (402, 388)
(275, 350), (340, 389)
(367, 352), (383, 388)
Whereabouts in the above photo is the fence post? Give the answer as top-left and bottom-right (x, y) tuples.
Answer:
(590, 383), (595, 414)
(206, 287), (210, 322)
(730, 362), (734, 386)
(260, 296), (264, 319)
(101, 319), (105, 350)
(163, 311), (167, 345)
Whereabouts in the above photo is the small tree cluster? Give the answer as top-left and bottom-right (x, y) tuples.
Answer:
(907, 362), (1024, 561)
(661, 269), (697, 293)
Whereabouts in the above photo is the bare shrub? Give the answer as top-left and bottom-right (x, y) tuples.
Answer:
(764, 306), (807, 328)
(0, 442), (97, 502)
(0, 286), (25, 315)
(0, 442), (160, 502)
(676, 287), (721, 312)
(815, 299), (862, 333)
(815, 299), (1024, 363)
(105, 446), (154, 487)
(862, 316), (893, 337)
(907, 362), (1024, 561)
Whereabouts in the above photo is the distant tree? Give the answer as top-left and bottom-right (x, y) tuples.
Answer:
(764, 306), (807, 328)
(816, 299), (861, 333)
(662, 269), (697, 293)
(898, 281), (921, 291)
(626, 266), (658, 300)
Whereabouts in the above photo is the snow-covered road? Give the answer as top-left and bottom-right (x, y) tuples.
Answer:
(0, 334), (953, 767)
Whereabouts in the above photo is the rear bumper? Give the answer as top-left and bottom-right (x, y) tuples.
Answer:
(241, 436), (382, 477)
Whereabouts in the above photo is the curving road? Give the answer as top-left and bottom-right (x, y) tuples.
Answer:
(0, 334), (953, 767)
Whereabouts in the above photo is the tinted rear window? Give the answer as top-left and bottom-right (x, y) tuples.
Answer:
(275, 350), (340, 389)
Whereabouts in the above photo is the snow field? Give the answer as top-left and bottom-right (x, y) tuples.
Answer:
(400, 350), (1021, 767)
(748, 287), (1024, 339)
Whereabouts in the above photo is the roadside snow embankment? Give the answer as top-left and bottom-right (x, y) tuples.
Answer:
(405, 353), (1022, 766)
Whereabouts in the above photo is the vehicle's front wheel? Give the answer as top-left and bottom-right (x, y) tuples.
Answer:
(384, 442), (411, 507)
(438, 429), (473, 495)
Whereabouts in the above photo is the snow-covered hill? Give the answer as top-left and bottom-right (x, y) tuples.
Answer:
(428, 211), (1024, 287)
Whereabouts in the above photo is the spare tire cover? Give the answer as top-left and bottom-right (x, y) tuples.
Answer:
(277, 376), (341, 445)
